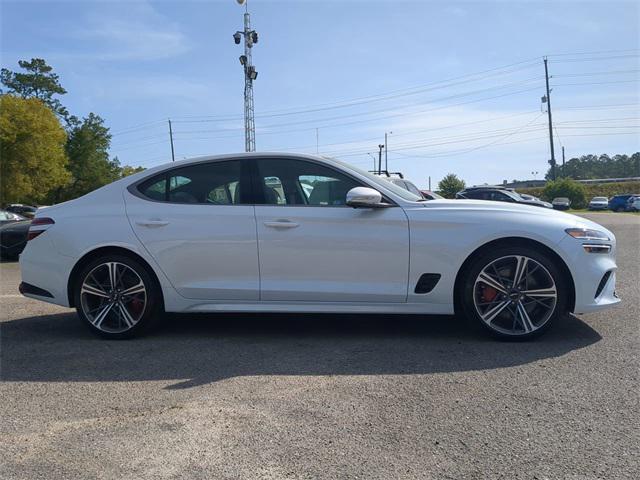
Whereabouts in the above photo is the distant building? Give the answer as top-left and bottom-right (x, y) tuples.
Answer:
(502, 179), (547, 189)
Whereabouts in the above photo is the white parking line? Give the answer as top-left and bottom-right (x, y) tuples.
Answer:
(0, 294), (24, 298)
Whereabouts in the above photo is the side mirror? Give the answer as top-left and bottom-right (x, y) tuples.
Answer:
(346, 187), (384, 208)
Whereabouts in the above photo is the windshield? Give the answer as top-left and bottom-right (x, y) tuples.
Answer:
(593, 197), (607, 201)
(328, 157), (424, 202)
(504, 190), (524, 201)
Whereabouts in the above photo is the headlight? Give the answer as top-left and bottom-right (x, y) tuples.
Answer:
(565, 228), (610, 241)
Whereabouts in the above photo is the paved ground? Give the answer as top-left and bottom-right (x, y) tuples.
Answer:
(1, 213), (638, 479)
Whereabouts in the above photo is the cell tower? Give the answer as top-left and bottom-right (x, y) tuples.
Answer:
(233, 0), (258, 152)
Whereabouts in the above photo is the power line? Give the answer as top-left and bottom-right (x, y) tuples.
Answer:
(553, 69), (640, 77)
(546, 48), (639, 57)
(552, 54), (640, 63)
(170, 58), (542, 122)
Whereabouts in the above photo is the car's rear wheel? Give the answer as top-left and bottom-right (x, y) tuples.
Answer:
(74, 255), (162, 339)
(461, 246), (568, 340)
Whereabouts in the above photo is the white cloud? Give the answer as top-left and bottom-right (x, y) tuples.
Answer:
(71, 0), (192, 61)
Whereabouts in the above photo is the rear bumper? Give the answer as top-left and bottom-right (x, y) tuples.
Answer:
(19, 237), (74, 307)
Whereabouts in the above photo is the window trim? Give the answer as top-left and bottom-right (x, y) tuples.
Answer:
(127, 159), (252, 205)
(126, 156), (399, 207)
(251, 157), (398, 208)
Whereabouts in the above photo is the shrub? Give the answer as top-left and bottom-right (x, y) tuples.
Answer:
(518, 181), (640, 208)
(542, 178), (587, 209)
(437, 173), (466, 199)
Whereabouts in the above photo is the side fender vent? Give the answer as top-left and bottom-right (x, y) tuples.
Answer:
(415, 273), (441, 294)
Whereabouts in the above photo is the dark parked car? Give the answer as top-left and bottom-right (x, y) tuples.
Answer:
(5, 204), (37, 218)
(0, 209), (26, 225)
(609, 194), (637, 212)
(0, 220), (30, 260)
(552, 197), (571, 210)
(456, 186), (552, 208)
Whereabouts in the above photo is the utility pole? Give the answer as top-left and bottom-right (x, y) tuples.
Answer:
(543, 57), (556, 180)
(384, 132), (392, 172)
(168, 119), (175, 162)
(562, 146), (566, 177)
(378, 144), (384, 174)
(233, 0), (258, 152)
(428, 176), (431, 191)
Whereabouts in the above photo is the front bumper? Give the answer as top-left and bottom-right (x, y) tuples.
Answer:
(558, 235), (620, 314)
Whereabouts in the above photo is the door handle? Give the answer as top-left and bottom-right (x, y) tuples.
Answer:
(136, 220), (169, 228)
(264, 221), (299, 229)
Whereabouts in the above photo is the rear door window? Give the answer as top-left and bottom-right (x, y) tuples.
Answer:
(137, 160), (246, 204)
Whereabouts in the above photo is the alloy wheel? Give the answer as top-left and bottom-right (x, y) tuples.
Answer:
(473, 255), (557, 336)
(80, 262), (147, 333)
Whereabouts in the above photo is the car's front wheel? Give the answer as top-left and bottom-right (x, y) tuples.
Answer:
(74, 255), (162, 339)
(460, 246), (568, 340)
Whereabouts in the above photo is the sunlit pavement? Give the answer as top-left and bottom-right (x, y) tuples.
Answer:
(1, 213), (638, 479)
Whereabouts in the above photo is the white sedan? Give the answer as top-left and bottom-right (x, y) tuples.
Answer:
(19, 153), (620, 340)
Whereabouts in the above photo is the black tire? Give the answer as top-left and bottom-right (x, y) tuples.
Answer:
(73, 254), (163, 339)
(459, 246), (569, 341)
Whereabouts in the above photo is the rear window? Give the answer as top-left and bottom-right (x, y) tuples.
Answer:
(136, 161), (244, 204)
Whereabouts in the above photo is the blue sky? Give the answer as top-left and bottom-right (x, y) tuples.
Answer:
(1, 0), (639, 187)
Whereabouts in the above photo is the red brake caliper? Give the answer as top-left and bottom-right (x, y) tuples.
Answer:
(481, 285), (498, 303)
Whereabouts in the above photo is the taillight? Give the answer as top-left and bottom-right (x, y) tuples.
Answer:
(27, 217), (55, 241)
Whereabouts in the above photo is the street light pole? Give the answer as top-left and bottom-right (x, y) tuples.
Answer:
(233, 0), (258, 152)
(384, 131), (392, 172)
(367, 153), (377, 171)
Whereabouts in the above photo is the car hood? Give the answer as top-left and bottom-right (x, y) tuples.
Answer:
(413, 199), (610, 232)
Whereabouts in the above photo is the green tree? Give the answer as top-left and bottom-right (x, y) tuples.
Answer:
(54, 113), (119, 202)
(546, 152), (640, 180)
(3, 58), (155, 201)
(542, 178), (587, 209)
(0, 95), (70, 204)
(1, 58), (69, 120)
(437, 173), (466, 198)
(119, 164), (146, 178)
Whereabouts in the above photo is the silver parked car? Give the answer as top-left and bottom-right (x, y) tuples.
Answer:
(552, 197), (571, 210)
(588, 196), (609, 211)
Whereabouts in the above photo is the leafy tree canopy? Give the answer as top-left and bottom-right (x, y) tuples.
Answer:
(2, 58), (147, 202)
(0, 95), (70, 204)
(1, 58), (69, 120)
(55, 113), (119, 202)
(546, 153), (640, 180)
(437, 173), (466, 199)
(120, 164), (146, 178)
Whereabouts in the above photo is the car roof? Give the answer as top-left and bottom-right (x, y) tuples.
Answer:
(461, 185), (511, 191)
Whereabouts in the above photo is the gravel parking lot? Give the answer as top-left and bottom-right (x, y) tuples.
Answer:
(1, 213), (638, 480)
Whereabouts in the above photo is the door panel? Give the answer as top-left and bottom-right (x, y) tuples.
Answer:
(256, 206), (409, 302)
(125, 160), (259, 301)
(252, 157), (409, 303)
